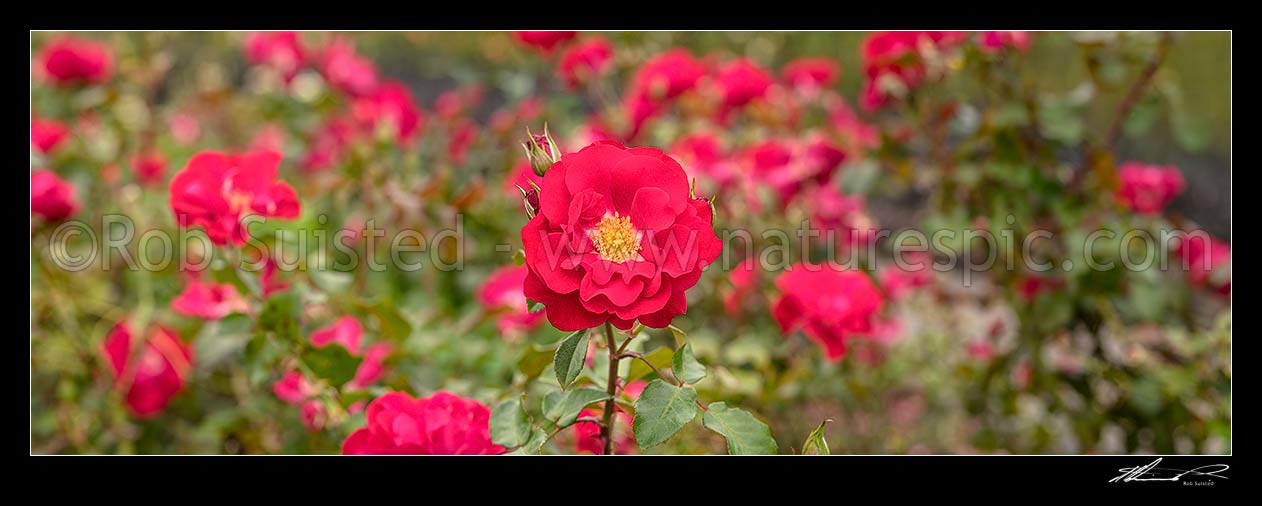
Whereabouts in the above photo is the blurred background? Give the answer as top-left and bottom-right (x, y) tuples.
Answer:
(31, 31), (1230, 454)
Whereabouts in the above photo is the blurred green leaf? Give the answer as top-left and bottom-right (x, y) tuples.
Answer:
(302, 344), (362, 387)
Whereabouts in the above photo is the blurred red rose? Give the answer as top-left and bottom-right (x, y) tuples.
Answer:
(301, 116), (353, 172)
(351, 81), (425, 144)
(809, 186), (879, 248)
(860, 31), (967, 111)
(670, 133), (737, 190)
(169, 113), (202, 146)
(131, 150), (167, 186)
(31, 170), (79, 222)
(521, 141), (723, 331)
(100, 323), (193, 418)
(273, 371), (319, 405)
(512, 31), (578, 53)
(558, 37), (614, 89)
(723, 258), (760, 316)
(310, 316), (363, 355)
(301, 401), (328, 431)
(350, 342), (393, 389)
(1174, 232), (1231, 297)
(249, 124), (286, 153)
(169, 150), (301, 246)
(1115, 162), (1185, 215)
(40, 36), (113, 85)
(478, 265), (545, 336)
(318, 36), (379, 97)
(782, 57), (840, 95)
(632, 49), (706, 101)
(878, 252), (934, 301)
(447, 119), (478, 166)
(573, 408), (635, 455)
(714, 58), (774, 111)
(31, 117), (69, 154)
(773, 265), (885, 362)
(1017, 274), (1063, 302)
(171, 278), (248, 320)
(342, 391), (504, 455)
(978, 31), (1032, 53)
(243, 31), (306, 82)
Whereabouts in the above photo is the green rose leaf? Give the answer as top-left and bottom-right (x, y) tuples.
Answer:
(544, 387), (610, 428)
(302, 344), (362, 387)
(632, 379), (698, 448)
(671, 343), (707, 385)
(626, 347), (674, 383)
(516, 343), (554, 380)
(553, 329), (589, 389)
(490, 398), (533, 448)
(258, 291), (301, 343)
(507, 427), (548, 455)
(702, 402), (778, 455)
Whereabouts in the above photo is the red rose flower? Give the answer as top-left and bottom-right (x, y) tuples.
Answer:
(772, 265), (884, 362)
(131, 150), (167, 186)
(447, 119), (478, 166)
(1174, 232), (1231, 297)
(342, 391), (504, 455)
(978, 31), (1032, 53)
(478, 265), (545, 336)
(826, 98), (881, 154)
(169, 150), (300, 246)
(714, 58), (774, 110)
(632, 49), (706, 102)
(31, 117), (69, 154)
(273, 370), (319, 405)
(318, 36), (379, 97)
(878, 252), (934, 301)
(782, 57), (840, 95)
(301, 401), (328, 431)
(31, 170), (79, 222)
(860, 31), (967, 111)
(723, 258), (760, 316)
(310, 316), (363, 355)
(301, 116), (354, 172)
(169, 113), (201, 146)
(521, 141), (723, 331)
(558, 37), (614, 89)
(171, 277), (248, 320)
(259, 256), (291, 297)
(572, 408), (635, 455)
(243, 31), (306, 82)
(351, 81), (425, 144)
(512, 31), (578, 53)
(40, 36), (113, 85)
(350, 343), (393, 389)
(100, 322), (193, 418)
(1017, 274), (1063, 302)
(809, 186), (879, 248)
(670, 133), (738, 190)
(1115, 162), (1185, 215)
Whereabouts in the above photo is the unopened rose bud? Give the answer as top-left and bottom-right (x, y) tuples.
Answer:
(522, 125), (560, 177)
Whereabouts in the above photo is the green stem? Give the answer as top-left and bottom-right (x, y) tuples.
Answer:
(600, 322), (619, 455)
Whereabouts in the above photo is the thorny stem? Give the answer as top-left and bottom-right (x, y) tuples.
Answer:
(600, 322), (619, 455)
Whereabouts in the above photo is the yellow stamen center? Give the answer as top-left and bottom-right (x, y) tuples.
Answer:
(589, 214), (641, 263)
(227, 191), (253, 215)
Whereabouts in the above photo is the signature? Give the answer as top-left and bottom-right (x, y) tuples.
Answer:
(1110, 458), (1229, 483)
